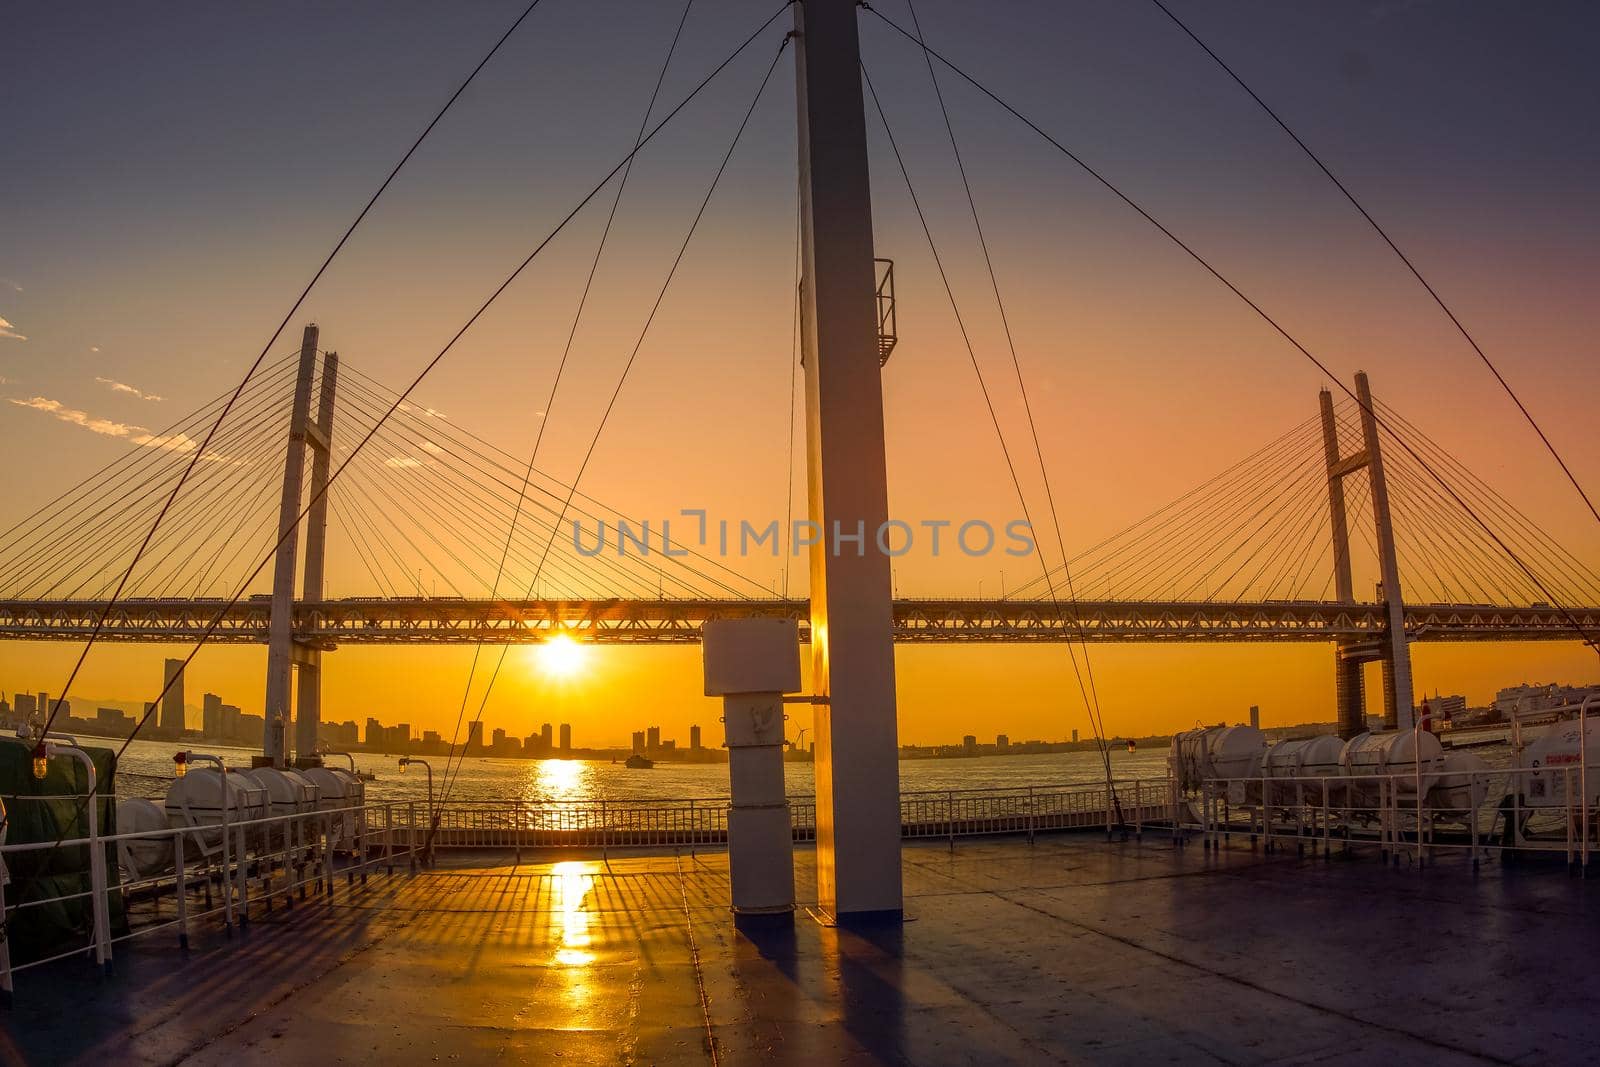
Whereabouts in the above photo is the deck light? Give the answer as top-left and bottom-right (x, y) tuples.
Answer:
(31, 743), (48, 780)
(173, 751), (188, 778)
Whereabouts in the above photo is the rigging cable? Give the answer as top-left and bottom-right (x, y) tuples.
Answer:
(1146, 0), (1599, 527)
(432, 32), (795, 819)
(903, 0), (1122, 801)
(0, 3), (796, 923)
(862, 4), (1600, 653)
(859, 60), (1125, 828)
(30, 0), (553, 743)
(435, 0), (699, 804)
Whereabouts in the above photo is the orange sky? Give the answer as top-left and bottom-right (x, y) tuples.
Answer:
(3, 2), (1598, 747)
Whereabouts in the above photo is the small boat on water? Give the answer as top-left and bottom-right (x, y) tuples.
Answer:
(624, 753), (654, 769)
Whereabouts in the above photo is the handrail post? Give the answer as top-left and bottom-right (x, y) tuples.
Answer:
(221, 778), (234, 934)
(0, 849), (13, 1006)
(175, 830), (190, 949)
(407, 802), (417, 874)
(324, 812), (335, 896)
(47, 743), (112, 971)
(237, 819), (249, 929)
(947, 790), (955, 853)
(1321, 779), (1330, 861)
(1581, 695), (1593, 876)
(1565, 768), (1575, 871)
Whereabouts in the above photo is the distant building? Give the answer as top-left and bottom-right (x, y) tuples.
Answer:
(996, 734), (1009, 750)
(202, 693), (224, 737)
(222, 704), (242, 741)
(1249, 705), (1260, 730)
(631, 730), (646, 754)
(1421, 694), (1467, 724)
(689, 725), (702, 751)
(540, 723), (553, 752)
(559, 723), (571, 751)
(647, 726), (661, 752)
(962, 735), (977, 754)
(96, 707), (133, 732)
(1494, 683), (1600, 720)
(492, 728), (507, 748)
(161, 659), (186, 735)
(467, 721), (484, 751)
(1071, 729), (1079, 744)
(238, 712), (265, 741)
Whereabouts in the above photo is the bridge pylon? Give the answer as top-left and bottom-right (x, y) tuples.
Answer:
(1320, 389), (1365, 739)
(262, 326), (337, 768)
(1321, 372), (1414, 733)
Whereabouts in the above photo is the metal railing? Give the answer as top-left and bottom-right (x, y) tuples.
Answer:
(0, 775), (1169, 999)
(1172, 763), (1596, 871)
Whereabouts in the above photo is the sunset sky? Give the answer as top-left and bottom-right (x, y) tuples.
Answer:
(3, 0), (1598, 748)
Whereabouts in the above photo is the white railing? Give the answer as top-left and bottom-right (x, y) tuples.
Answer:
(0, 776), (1168, 1000)
(1172, 764), (1596, 871)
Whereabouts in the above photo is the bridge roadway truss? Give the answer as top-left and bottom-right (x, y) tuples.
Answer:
(2, 597), (1596, 645)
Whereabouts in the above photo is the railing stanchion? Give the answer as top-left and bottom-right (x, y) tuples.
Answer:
(947, 790), (955, 853)
(236, 821), (249, 929)
(0, 853), (13, 1007)
(175, 830), (190, 949)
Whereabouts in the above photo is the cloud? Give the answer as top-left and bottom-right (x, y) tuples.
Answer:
(90, 346), (100, 353)
(384, 456), (423, 469)
(6, 394), (228, 461)
(420, 440), (444, 455)
(0, 314), (26, 342)
(130, 430), (200, 454)
(95, 376), (163, 402)
(398, 401), (448, 420)
(10, 396), (136, 437)
(0, 279), (20, 294)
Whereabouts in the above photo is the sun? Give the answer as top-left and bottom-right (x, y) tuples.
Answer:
(536, 633), (588, 678)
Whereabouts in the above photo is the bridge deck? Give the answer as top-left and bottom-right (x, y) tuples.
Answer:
(3, 596), (1597, 643)
(8, 837), (1592, 1064)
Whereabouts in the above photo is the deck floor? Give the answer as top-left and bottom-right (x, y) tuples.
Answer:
(5, 834), (1597, 1064)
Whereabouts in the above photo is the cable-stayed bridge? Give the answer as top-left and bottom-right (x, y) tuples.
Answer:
(5, 0), (1598, 926)
(5, 339), (1599, 661)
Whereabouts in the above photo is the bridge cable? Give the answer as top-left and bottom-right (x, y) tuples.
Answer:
(432, 0), (702, 807)
(862, 4), (1600, 652)
(433, 30), (794, 821)
(336, 362), (773, 597)
(1145, 0), (1600, 528)
(0, 360), (300, 597)
(0, 4), (795, 916)
(26, 0), (554, 743)
(1006, 411), (1322, 600)
(902, 0), (1128, 797)
(859, 59), (1126, 828)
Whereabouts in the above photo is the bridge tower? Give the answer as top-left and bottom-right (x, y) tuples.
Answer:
(1319, 389), (1365, 738)
(1321, 372), (1414, 733)
(262, 325), (338, 768)
(792, 0), (903, 921)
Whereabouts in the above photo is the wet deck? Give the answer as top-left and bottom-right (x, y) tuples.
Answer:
(6, 834), (1596, 1064)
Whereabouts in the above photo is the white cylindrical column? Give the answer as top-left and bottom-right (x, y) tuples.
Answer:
(723, 693), (793, 917)
(703, 617), (801, 921)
